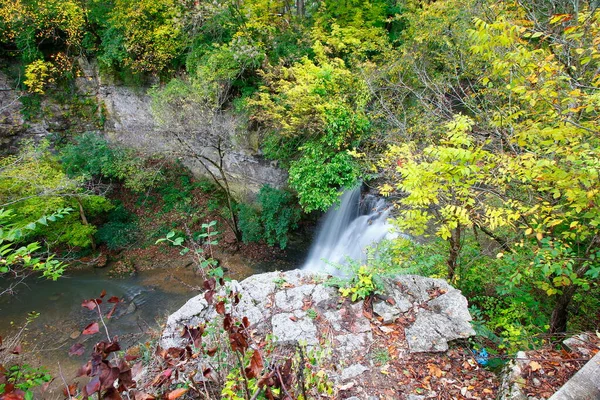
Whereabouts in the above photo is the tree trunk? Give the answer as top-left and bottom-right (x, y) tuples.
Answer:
(447, 226), (461, 281)
(296, 0), (304, 17)
(76, 197), (96, 251)
(549, 285), (577, 334)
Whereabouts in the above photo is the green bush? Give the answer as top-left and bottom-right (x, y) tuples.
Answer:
(237, 185), (301, 249)
(237, 203), (263, 244)
(257, 185), (301, 249)
(96, 202), (138, 250)
(60, 132), (161, 192)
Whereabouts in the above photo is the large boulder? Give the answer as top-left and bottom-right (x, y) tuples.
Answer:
(161, 270), (475, 355)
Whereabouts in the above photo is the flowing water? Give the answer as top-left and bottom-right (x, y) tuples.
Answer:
(302, 185), (397, 275)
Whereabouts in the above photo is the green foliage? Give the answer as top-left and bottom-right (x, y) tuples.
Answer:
(156, 221), (221, 276)
(237, 203), (263, 244)
(256, 185), (301, 248)
(61, 132), (161, 192)
(95, 202), (138, 250)
(237, 185), (301, 248)
(338, 265), (380, 301)
(109, 0), (186, 73)
(0, 140), (112, 248)
(0, 208), (69, 285)
(0, 364), (52, 399)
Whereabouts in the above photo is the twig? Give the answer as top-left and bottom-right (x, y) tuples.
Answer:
(58, 362), (73, 400)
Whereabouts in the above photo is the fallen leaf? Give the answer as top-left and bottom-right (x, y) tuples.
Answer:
(379, 326), (395, 334)
(166, 388), (188, 399)
(10, 345), (21, 355)
(100, 289), (107, 298)
(68, 343), (85, 356)
(82, 299), (97, 310)
(337, 381), (355, 391)
(82, 322), (99, 335)
(530, 361), (542, 371)
(427, 363), (443, 378)
(289, 315), (298, 322)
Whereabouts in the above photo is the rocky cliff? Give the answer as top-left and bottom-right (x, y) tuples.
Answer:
(0, 59), (286, 198)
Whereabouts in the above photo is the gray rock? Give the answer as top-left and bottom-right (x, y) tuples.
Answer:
(271, 312), (318, 345)
(497, 351), (529, 400)
(406, 309), (475, 352)
(275, 284), (316, 311)
(407, 395), (425, 400)
(373, 301), (400, 324)
(340, 364), (369, 381)
(563, 333), (592, 356)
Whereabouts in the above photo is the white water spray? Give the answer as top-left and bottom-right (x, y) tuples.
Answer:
(302, 185), (397, 275)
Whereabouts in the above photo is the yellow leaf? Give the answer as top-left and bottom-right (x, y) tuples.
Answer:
(536, 232), (543, 241)
(529, 361), (542, 371)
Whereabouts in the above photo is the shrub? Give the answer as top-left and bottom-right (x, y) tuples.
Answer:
(96, 202), (138, 250)
(257, 185), (301, 249)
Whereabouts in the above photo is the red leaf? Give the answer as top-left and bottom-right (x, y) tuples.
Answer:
(245, 350), (264, 379)
(242, 316), (250, 328)
(103, 387), (122, 400)
(85, 376), (101, 395)
(166, 388), (188, 399)
(100, 289), (107, 298)
(203, 368), (212, 377)
(106, 303), (118, 319)
(82, 299), (97, 310)
(216, 301), (225, 315)
(206, 346), (218, 357)
(69, 343), (85, 356)
(204, 290), (214, 303)
(11, 344), (21, 354)
(289, 316), (298, 322)
(82, 322), (100, 335)
(108, 296), (120, 303)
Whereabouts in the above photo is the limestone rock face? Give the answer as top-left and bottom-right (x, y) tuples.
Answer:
(76, 58), (288, 199)
(161, 270), (475, 356)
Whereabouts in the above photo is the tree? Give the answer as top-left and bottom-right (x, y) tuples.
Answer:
(150, 78), (244, 240)
(377, 0), (600, 333)
(251, 42), (370, 211)
(379, 115), (517, 280)
(108, 0), (186, 73)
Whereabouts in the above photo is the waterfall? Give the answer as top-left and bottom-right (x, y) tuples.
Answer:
(302, 185), (397, 275)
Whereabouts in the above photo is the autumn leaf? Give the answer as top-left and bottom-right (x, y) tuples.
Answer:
(529, 361), (542, 371)
(82, 322), (100, 335)
(427, 363), (443, 378)
(69, 343), (85, 356)
(82, 299), (97, 310)
(245, 350), (264, 379)
(100, 289), (106, 298)
(108, 296), (120, 303)
(63, 383), (78, 397)
(166, 388), (188, 399)
(10, 344), (21, 355)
